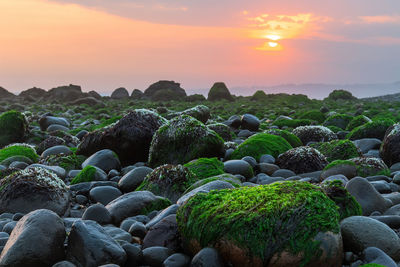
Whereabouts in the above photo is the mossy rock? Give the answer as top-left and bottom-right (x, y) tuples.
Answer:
(263, 129), (303, 147)
(207, 123), (236, 141)
(310, 140), (361, 162)
(322, 180), (362, 221)
(183, 173), (241, 194)
(40, 154), (87, 172)
(359, 264), (386, 267)
(230, 133), (292, 161)
(298, 110), (326, 123)
(346, 115), (371, 131)
(293, 126), (337, 145)
(326, 89), (356, 101)
(148, 115), (225, 167)
(276, 146), (328, 174)
(349, 157), (390, 177)
(327, 125), (343, 133)
(251, 90), (268, 101)
(183, 158), (225, 180)
(177, 181), (341, 267)
(70, 165), (97, 185)
(346, 119), (394, 140)
(324, 160), (356, 171)
(0, 155), (33, 167)
(0, 111), (28, 148)
(323, 114), (353, 130)
(136, 164), (197, 202)
(0, 144), (39, 163)
(273, 119), (312, 128)
(207, 82), (234, 101)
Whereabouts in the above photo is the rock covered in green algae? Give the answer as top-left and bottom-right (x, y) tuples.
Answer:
(0, 111), (28, 148)
(177, 181), (343, 267)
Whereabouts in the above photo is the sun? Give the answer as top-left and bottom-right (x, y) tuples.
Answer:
(268, 42), (278, 48)
(266, 34), (281, 41)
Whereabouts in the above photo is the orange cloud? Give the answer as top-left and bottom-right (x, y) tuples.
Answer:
(359, 15), (400, 24)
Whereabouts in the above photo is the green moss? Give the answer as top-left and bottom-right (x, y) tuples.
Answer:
(346, 119), (394, 140)
(324, 160), (356, 171)
(359, 264), (386, 267)
(298, 110), (326, 123)
(346, 115), (371, 131)
(184, 158), (225, 180)
(70, 165), (97, 185)
(177, 181), (340, 266)
(230, 133), (292, 160)
(323, 114), (352, 129)
(0, 110), (28, 147)
(322, 180), (362, 221)
(44, 154), (86, 172)
(326, 125), (342, 133)
(263, 129), (303, 147)
(0, 144), (39, 163)
(310, 140), (360, 162)
(325, 89), (356, 101)
(273, 119), (312, 128)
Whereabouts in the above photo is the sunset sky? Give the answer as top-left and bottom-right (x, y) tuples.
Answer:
(1, 0), (400, 97)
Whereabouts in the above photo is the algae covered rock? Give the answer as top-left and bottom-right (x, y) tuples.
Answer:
(0, 110), (28, 148)
(310, 140), (361, 162)
(293, 126), (337, 145)
(144, 80), (187, 101)
(276, 146), (328, 174)
(346, 115), (371, 131)
(207, 82), (234, 101)
(230, 133), (292, 161)
(323, 114), (352, 130)
(77, 109), (167, 165)
(0, 167), (69, 215)
(0, 143), (39, 163)
(148, 115), (225, 167)
(183, 157), (225, 180)
(326, 89), (356, 101)
(137, 164), (197, 202)
(347, 119), (394, 140)
(298, 110), (326, 124)
(177, 181), (342, 267)
(70, 165), (106, 185)
(380, 123), (400, 166)
(207, 123), (236, 141)
(349, 157), (390, 177)
(166, 105), (210, 124)
(263, 129), (303, 148)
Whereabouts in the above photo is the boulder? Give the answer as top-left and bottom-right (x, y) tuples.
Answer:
(0, 110), (28, 147)
(276, 146), (328, 174)
(380, 123), (400, 166)
(144, 81), (186, 101)
(207, 82), (234, 101)
(292, 126), (337, 145)
(111, 87), (129, 99)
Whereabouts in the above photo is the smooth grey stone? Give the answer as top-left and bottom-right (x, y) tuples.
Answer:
(163, 253), (191, 267)
(82, 204), (112, 224)
(257, 163), (279, 175)
(272, 169), (296, 178)
(82, 149), (121, 173)
(118, 166), (153, 193)
(42, 145), (72, 158)
(103, 225), (132, 243)
(143, 215), (179, 251)
(241, 156), (257, 168)
(52, 261), (77, 267)
(128, 222), (147, 239)
(122, 243), (143, 267)
(47, 124), (70, 132)
(370, 215), (400, 229)
(27, 164), (67, 179)
(322, 175), (349, 186)
(223, 160), (253, 179)
(146, 204), (179, 229)
(177, 181), (235, 206)
(190, 247), (223, 267)
(363, 247), (397, 267)
(259, 177), (285, 185)
(366, 175), (391, 183)
(383, 192), (400, 205)
(354, 138), (381, 154)
(69, 181), (118, 195)
(75, 195), (87, 205)
(142, 246), (174, 267)
(370, 180), (392, 194)
(89, 186), (122, 206)
(8, 161), (29, 169)
(259, 154), (275, 164)
(241, 114), (260, 131)
(2, 221), (17, 235)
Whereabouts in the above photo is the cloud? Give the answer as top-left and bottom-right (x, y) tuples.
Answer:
(359, 15), (400, 24)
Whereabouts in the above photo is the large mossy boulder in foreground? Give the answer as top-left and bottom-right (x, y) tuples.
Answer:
(77, 109), (167, 165)
(177, 181), (343, 267)
(184, 157), (225, 180)
(230, 133), (292, 161)
(207, 82), (234, 101)
(0, 111), (28, 148)
(380, 123), (400, 166)
(148, 115), (225, 167)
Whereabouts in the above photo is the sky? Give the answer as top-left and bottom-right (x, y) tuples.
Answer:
(1, 0), (400, 97)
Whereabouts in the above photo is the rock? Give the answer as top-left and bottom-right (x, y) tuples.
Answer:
(190, 248), (224, 267)
(148, 115), (224, 167)
(345, 177), (389, 215)
(47, 84), (84, 101)
(0, 87), (15, 98)
(47, 124), (70, 132)
(82, 149), (121, 173)
(310, 139), (361, 162)
(70, 165), (107, 185)
(77, 109), (167, 165)
(276, 146), (328, 174)
(383, 204), (400, 216)
(223, 160), (254, 179)
(0, 110), (28, 147)
(66, 220), (127, 267)
(177, 181), (342, 266)
(19, 87), (47, 99)
(347, 119), (394, 140)
(105, 191), (171, 225)
(142, 246), (174, 267)
(131, 89), (143, 99)
(146, 204), (179, 229)
(103, 225), (132, 243)
(122, 243), (143, 266)
(241, 114), (260, 131)
(380, 123), (400, 166)
(340, 216), (400, 260)
(128, 221), (146, 238)
(0, 209), (65, 266)
(118, 166), (153, 193)
(292, 125), (337, 145)
(42, 145), (72, 158)
(321, 163), (357, 179)
(143, 215), (180, 250)
(354, 138), (381, 154)
(370, 215), (400, 229)
(137, 164), (196, 202)
(259, 154), (275, 164)
(207, 123), (235, 141)
(69, 97), (103, 107)
(144, 80), (187, 101)
(323, 114), (352, 129)
(111, 87), (129, 99)
(0, 167), (69, 216)
(37, 136), (66, 155)
(69, 181), (118, 195)
(163, 253), (191, 267)
(39, 115), (70, 131)
(28, 164), (67, 179)
(89, 186), (122, 205)
(207, 82), (234, 101)
(82, 203), (112, 224)
(349, 157), (390, 177)
(166, 105), (210, 124)
(362, 247), (397, 267)
(52, 260), (77, 267)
